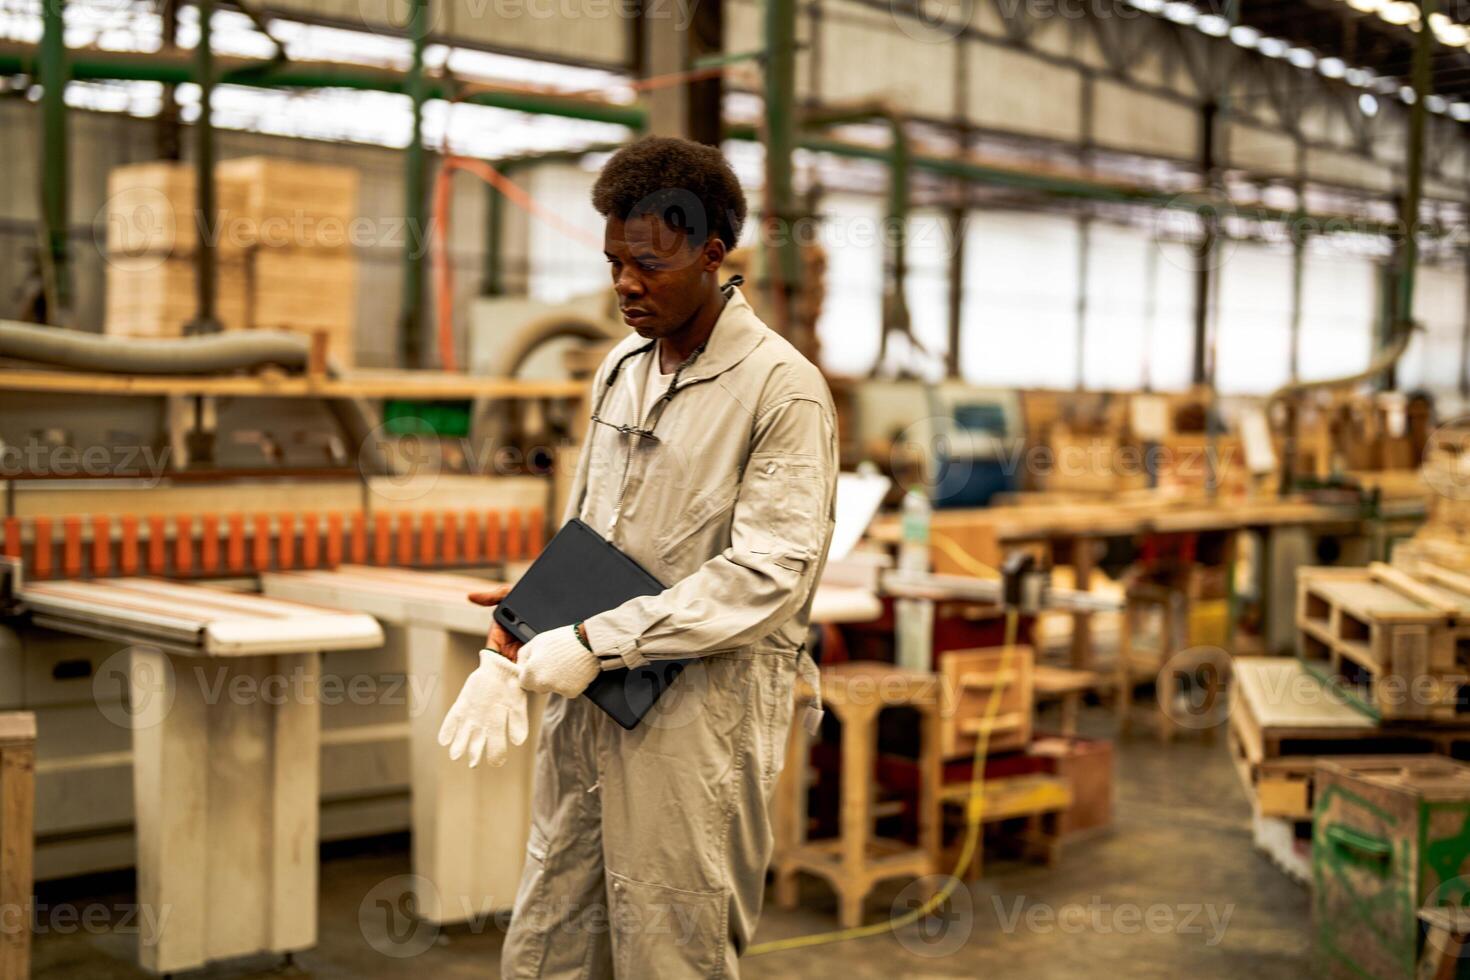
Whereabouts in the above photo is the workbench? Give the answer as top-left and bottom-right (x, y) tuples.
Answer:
(18, 578), (382, 975)
(871, 490), (1426, 665)
(260, 565), (539, 927)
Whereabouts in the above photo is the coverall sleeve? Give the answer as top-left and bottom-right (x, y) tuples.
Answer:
(580, 393), (837, 668)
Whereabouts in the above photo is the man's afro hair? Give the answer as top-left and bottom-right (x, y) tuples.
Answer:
(591, 137), (747, 250)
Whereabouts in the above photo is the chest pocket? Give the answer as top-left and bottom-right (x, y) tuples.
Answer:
(654, 481), (738, 567)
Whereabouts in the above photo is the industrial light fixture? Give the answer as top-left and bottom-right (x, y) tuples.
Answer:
(1288, 47), (1318, 69)
(1196, 14), (1231, 37)
(1381, 2), (1419, 26)
(1163, 2), (1199, 25)
(1229, 25), (1261, 47)
(1359, 93), (1380, 116)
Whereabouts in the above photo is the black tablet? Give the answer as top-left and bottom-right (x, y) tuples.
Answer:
(493, 518), (693, 730)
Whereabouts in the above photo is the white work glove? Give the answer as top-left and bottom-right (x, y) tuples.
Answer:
(519, 625), (602, 699)
(437, 650), (530, 768)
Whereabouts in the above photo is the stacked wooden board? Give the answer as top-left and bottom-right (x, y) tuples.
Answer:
(1227, 658), (1469, 823)
(104, 157), (359, 364)
(1296, 563), (1470, 723)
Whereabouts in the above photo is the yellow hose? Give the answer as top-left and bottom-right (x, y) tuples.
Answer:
(748, 601), (1021, 956)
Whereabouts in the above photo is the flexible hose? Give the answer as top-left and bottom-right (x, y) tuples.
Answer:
(0, 318), (310, 374)
(0, 319), (389, 471)
(748, 605), (1021, 955)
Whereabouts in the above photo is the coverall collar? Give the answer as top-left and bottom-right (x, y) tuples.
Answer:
(671, 284), (766, 385)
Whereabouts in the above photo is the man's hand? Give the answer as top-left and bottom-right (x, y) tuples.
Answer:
(468, 584), (524, 662)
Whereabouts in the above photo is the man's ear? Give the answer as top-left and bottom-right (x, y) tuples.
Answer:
(702, 236), (727, 273)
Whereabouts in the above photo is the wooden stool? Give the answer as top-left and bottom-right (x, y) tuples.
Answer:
(938, 773), (1071, 881)
(1116, 583), (1189, 742)
(1, 713), (36, 980)
(1031, 666), (1101, 736)
(772, 662), (942, 928)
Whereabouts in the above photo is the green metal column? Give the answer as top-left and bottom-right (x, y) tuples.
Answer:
(39, 0), (70, 324)
(762, 0), (799, 338)
(399, 0), (431, 368)
(1391, 0), (1435, 360)
(481, 162), (506, 297)
(883, 121), (911, 365)
(190, 0), (219, 333)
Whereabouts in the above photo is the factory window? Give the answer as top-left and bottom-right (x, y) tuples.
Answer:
(1214, 241), (1295, 395)
(959, 210), (1082, 389)
(900, 209), (953, 382)
(526, 164), (604, 304)
(1403, 263), (1468, 401)
(1081, 224), (1197, 392)
(1297, 251), (1378, 383)
(816, 193), (885, 377)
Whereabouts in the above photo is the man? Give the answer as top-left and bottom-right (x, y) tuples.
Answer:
(437, 136), (838, 978)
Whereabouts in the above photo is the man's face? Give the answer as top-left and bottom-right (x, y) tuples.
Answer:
(603, 213), (722, 338)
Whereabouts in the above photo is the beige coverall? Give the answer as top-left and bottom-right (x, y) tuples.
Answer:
(501, 283), (838, 979)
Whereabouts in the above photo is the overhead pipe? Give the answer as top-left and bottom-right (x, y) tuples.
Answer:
(0, 320), (390, 472)
(0, 45), (1428, 243)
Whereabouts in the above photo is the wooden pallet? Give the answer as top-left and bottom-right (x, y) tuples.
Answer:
(1296, 564), (1470, 723)
(1229, 658), (1470, 820)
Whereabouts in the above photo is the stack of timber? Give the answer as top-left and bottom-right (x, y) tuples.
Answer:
(1395, 420), (1470, 573)
(103, 162), (249, 334)
(104, 158), (360, 364)
(1296, 563), (1470, 724)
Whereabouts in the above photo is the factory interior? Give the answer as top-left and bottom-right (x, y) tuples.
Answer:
(3, 0), (1470, 977)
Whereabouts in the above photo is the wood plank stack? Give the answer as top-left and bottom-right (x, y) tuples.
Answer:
(104, 158), (359, 364)
(1396, 422), (1470, 573)
(1227, 658), (1464, 823)
(1296, 563), (1470, 723)
(104, 162), (249, 334)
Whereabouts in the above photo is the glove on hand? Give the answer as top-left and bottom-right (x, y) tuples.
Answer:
(519, 624), (601, 698)
(437, 650), (530, 768)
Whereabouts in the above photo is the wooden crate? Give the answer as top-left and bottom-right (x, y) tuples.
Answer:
(1314, 756), (1470, 979)
(104, 161), (250, 257)
(1296, 564), (1470, 723)
(104, 255), (249, 336)
(938, 645), (1033, 758)
(247, 249), (357, 365)
(218, 156), (359, 252)
(1029, 735), (1112, 838)
(1, 712), (36, 980)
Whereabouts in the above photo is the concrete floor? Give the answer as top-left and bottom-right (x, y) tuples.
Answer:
(30, 707), (1314, 979)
